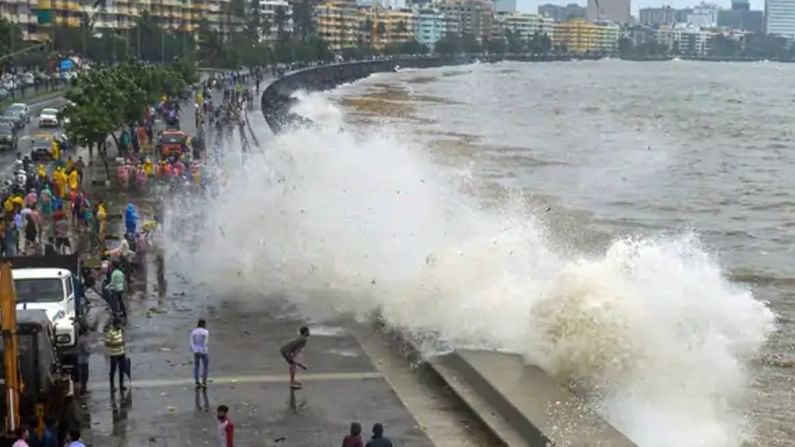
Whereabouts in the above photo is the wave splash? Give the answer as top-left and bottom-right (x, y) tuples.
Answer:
(168, 92), (775, 447)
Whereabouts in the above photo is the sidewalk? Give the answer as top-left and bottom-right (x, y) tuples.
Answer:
(82, 290), (433, 446)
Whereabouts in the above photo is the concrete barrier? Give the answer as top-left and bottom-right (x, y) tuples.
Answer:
(260, 57), (474, 133)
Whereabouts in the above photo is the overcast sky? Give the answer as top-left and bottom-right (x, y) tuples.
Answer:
(516, 0), (766, 15)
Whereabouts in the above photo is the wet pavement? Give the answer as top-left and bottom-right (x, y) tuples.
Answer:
(79, 279), (434, 447)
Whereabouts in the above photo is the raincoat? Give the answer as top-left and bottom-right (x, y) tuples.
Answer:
(68, 170), (79, 193)
(143, 159), (155, 176)
(39, 187), (53, 216)
(36, 164), (47, 180)
(124, 203), (138, 235)
(97, 203), (108, 242)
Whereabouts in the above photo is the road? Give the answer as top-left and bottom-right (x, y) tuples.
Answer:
(0, 96), (69, 179)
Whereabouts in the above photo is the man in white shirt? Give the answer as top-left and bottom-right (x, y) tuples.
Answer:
(191, 318), (210, 388)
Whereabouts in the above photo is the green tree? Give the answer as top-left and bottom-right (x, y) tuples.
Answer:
(376, 22), (387, 39)
(244, 0), (262, 42)
(274, 6), (289, 42)
(435, 34), (462, 55)
(0, 18), (23, 55)
(618, 37), (634, 57)
(505, 30), (524, 54)
(485, 37), (506, 54)
(292, 0), (315, 42)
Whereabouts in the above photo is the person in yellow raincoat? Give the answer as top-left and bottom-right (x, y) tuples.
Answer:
(50, 138), (60, 161)
(3, 197), (15, 213)
(53, 168), (67, 198)
(67, 169), (79, 194)
(96, 202), (108, 244)
(65, 156), (74, 173)
(36, 164), (47, 180)
(143, 158), (154, 176)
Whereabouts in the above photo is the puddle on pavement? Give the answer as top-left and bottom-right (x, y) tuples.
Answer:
(328, 348), (361, 358)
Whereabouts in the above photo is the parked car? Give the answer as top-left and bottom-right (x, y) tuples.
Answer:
(0, 122), (18, 151)
(3, 103), (30, 129)
(38, 108), (59, 128)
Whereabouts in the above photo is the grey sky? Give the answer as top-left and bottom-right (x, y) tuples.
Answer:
(516, 0), (766, 15)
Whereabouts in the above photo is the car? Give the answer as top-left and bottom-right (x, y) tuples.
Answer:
(38, 108), (59, 128)
(157, 129), (188, 159)
(30, 133), (52, 161)
(3, 103), (30, 129)
(0, 121), (17, 151)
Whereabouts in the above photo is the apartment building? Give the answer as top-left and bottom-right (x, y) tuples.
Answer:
(414, 6), (445, 49)
(495, 11), (554, 40)
(553, 18), (619, 53)
(315, 0), (363, 50)
(259, 0), (293, 42)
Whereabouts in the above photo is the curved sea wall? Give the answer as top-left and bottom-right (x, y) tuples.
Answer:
(260, 57), (476, 133)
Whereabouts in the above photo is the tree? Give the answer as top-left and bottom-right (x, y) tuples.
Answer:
(485, 37), (506, 54)
(505, 29), (524, 54)
(618, 37), (634, 57)
(292, 0), (315, 43)
(376, 22), (387, 39)
(274, 6), (289, 42)
(435, 34), (462, 55)
(244, 0), (262, 42)
(0, 18), (23, 55)
(64, 62), (188, 179)
(396, 20), (407, 35)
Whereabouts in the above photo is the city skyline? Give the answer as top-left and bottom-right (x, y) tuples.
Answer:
(517, 0), (765, 15)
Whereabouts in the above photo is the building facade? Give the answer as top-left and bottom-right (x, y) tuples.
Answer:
(639, 6), (678, 26)
(586, 0), (630, 24)
(315, 0), (363, 50)
(686, 2), (718, 28)
(495, 11), (554, 40)
(259, 0), (294, 42)
(766, 0), (795, 37)
(415, 6), (445, 49)
(538, 3), (584, 22)
(13, 0), (232, 41)
(554, 18), (618, 53)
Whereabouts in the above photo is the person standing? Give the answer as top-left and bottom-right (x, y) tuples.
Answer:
(279, 326), (310, 389)
(105, 261), (126, 319)
(364, 423), (393, 447)
(76, 326), (90, 395)
(342, 422), (364, 447)
(216, 405), (234, 447)
(191, 319), (210, 389)
(104, 319), (126, 394)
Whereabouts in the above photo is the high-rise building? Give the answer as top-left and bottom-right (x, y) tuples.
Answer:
(495, 11), (554, 39)
(765, 0), (795, 37)
(493, 0), (516, 13)
(436, 0), (495, 42)
(639, 6), (678, 26)
(553, 18), (619, 52)
(314, 0), (363, 50)
(538, 3), (585, 22)
(717, 0), (763, 32)
(259, 0), (294, 42)
(686, 2), (718, 27)
(415, 6), (446, 49)
(586, 0), (630, 24)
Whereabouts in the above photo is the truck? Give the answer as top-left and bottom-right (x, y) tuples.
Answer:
(0, 263), (78, 445)
(2, 255), (85, 375)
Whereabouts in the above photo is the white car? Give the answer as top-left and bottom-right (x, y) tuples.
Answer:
(39, 108), (59, 128)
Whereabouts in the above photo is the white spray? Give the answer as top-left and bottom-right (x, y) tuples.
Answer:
(169, 92), (775, 447)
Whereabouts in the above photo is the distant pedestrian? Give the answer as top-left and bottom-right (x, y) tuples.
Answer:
(280, 326), (310, 389)
(104, 318), (126, 394)
(191, 318), (210, 388)
(12, 425), (30, 447)
(216, 404), (234, 447)
(342, 422), (364, 447)
(364, 423), (393, 447)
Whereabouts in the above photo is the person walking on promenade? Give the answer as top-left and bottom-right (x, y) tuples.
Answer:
(364, 423), (393, 447)
(216, 405), (234, 447)
(76, 326), (91, 395)
(104, 318), (126, 394)
(191, 319), (210, 389)
(280, 326), (310, 389)
(342, 422), (364, 447)
(105, 261), (127, 320)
